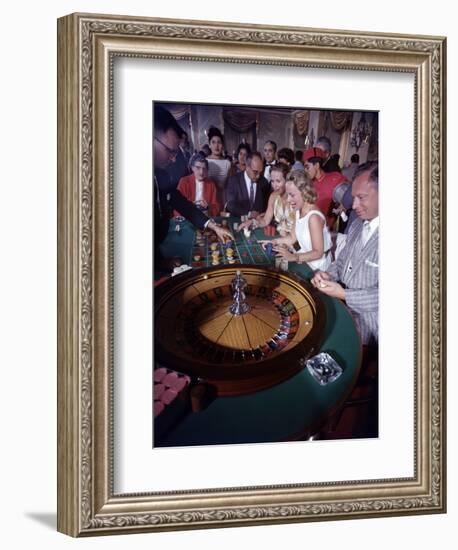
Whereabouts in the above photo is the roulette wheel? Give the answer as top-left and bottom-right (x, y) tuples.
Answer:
(155, 265), (326, 396)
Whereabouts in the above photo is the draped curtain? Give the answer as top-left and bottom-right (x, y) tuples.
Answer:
(164, 104), (190, 122)
(158, 103), (194, 149)
(329, 111), (352, 132)
(223, 109), (257, 156)
(223, 110), (257, 133)
(294, 111), (310, 136)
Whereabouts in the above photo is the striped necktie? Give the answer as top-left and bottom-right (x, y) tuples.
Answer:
(361, 220), (371, 247)
(249, 181), (255, 209)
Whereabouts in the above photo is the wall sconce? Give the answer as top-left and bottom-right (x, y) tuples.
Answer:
(350, 112), (372, 151)
(304, 128), (315, 148)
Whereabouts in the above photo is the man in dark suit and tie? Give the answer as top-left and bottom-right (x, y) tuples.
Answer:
(263, 140), (277, 182)
(316, 135), (342, 173)
(225, 152), (271, 218)
(311, 161), (379, 345)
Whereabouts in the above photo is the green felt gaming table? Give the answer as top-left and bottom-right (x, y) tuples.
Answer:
(154, 217), (361, 446)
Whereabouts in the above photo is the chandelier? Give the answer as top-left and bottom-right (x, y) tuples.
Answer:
(350, 112), (372, 151)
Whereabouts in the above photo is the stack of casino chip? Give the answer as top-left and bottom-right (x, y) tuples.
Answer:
(224, 240), (236, 264)
(153, 368), (191, 418)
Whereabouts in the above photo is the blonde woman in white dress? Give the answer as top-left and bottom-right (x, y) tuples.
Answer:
(238, 164), (294, 236)
(269, 171), (332, 271)
(206, 127), (231, 207)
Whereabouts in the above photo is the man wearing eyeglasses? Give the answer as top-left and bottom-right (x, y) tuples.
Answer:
(154, 105), (233, 272)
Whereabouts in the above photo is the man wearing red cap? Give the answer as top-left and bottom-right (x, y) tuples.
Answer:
(303, 147), (348, 227)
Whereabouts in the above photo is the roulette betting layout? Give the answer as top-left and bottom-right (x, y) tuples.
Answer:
(186, 220), (276, 269)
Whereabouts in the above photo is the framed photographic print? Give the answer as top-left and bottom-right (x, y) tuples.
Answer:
(57, 13), (446, 536)
(153, 99), (379, 448)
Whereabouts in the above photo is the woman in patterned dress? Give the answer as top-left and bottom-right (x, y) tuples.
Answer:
(238, 164), (295, 237)
(206, 127), (232, 208)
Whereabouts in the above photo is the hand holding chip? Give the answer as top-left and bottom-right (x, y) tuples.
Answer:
(272, 244), (296, 261)
(311, 271), (346, 300)
(210, 223), (234, 243)
(311, 270), (332, 289)
(316, 280), (346, 300)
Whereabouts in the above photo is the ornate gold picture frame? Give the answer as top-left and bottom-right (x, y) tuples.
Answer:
(57, 13), (446, 536)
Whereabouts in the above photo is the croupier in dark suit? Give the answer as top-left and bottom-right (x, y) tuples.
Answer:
(154, 105), (232, 272)
(226, 152), (271, 218)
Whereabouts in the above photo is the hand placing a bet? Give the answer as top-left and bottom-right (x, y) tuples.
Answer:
(273, 244), (296, 261)
(314, 278), (346, 300)
(258, 240), (277, 249)
(209, 222), (233, 243)
(263, 236), (287, 247)
(237, 219), (251, 232)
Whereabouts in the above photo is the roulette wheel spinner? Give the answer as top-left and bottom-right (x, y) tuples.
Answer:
(155, 265), (326, 396)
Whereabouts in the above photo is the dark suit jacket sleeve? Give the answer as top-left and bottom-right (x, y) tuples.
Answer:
(226, 174), (245, 216)
(342, 183), (353, 209)
(323, 154), (341, 173)
(170, 189), (208, 229)
(260, 177), (271, 211)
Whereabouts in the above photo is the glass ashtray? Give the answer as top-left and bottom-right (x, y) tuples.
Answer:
(305, 352), (343, 386)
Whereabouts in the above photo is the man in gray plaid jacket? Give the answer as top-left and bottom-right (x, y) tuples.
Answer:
(311, 161), (379, 346)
